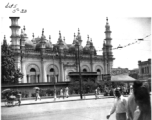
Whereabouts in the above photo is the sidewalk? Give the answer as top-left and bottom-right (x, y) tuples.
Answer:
(1, 94), (115, 107)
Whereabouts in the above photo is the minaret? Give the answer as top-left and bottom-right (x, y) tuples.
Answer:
(40, 28), (46, 53)
(104, 17), (114, 74)
(90, 38), (94, 72)
(3, 35), (7, 46)
(9, 17), (21, 51)
(20, 26), (28, 52)
(76, 28), (82, 46)
(72, 33), (76, 44)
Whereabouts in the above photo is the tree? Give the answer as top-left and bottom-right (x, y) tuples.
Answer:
(1, 38), (23, 84)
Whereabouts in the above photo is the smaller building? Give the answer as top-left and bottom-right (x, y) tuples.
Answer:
(138, 59), (151, 80)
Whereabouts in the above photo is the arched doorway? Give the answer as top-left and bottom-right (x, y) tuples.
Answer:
(26, 64), (40, 83)
(97, 69), (102, 80)
(47, 65), (59, 83)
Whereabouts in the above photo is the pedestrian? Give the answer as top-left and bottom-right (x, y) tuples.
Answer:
(106, 88), (128, 120)
(95, 88), (98, 99)
(35, 89), (41, 101)
(65, 87), (69, 98)
(133, 83), (151, 120)
(17, 92), (22, 106)
(63, 88), (65, 99)
(127, 81), (142, 120)
(130, 85), (133, 94)
(97, 87), (100, 96)
(59, 88), (63, 99)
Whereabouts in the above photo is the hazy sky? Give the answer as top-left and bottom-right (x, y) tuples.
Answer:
(0, 0), (151, 70)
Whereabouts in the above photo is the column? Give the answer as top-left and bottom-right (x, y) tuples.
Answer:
(36, 75), (38, 83)
(29, 75), (31, 83)
(48, 75), (50, 82)
(47, 75), (48, 82)
(27, 75), (30, 83)
(38, 75), (39, 83)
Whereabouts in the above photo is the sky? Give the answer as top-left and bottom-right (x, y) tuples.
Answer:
(0, 0), (151, 70)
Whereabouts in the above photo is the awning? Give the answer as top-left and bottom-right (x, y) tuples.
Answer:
(69, 72), (98, 76)
(111, 74), (136, 82)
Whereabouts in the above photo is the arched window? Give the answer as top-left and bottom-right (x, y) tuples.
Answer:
(83, 69), (87, 72)
(50, 68), (54, 72)
(30, 68), (36, 72)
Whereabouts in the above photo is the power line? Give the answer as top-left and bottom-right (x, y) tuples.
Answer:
(96, 34), (151, 52)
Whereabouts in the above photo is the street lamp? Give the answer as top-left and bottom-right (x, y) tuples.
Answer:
(53, 53), (58, 101)
(75, 41), (83, 99)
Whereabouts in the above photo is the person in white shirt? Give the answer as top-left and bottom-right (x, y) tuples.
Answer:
(107, 88), (128, 120)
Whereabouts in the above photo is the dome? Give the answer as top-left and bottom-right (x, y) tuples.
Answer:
(35, 39), (53, 50)
(25, 39), (35, 48)
(45, 41), (53, 49)
(84, 39), (91, 50)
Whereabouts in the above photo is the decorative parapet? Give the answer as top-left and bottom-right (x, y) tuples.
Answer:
(63, 62), (76, 70)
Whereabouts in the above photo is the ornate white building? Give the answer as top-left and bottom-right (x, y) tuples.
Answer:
(5, 17), (114, 84)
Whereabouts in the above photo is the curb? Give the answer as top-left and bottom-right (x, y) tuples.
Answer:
(1, 96), (115, 107)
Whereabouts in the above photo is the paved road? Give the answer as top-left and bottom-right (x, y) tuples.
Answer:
(2, 98), (117, 120)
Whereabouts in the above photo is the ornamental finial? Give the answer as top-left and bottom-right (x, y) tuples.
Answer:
(33, 33), (34, 38)
(78, 28), (80, 34)
(59, 31), (61, 37)
(23, 26), (26, 31)
(87, 35), (89, 40)
(42, 28), (44, 35)
(106, 17), (108, 22)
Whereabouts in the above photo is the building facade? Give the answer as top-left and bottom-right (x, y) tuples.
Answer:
(138, 59), (151, 80)
(3, 17), (114, 85)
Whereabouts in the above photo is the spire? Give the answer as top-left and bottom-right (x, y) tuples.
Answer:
(106, 17), (110, 27)
(106, 17), (108, 23)
(77, 28), (81, 40)
(73, 33), (76, 44)
(23, 26), (26, 31)
(33, 33), (34, 39)
(87, 35), (89, 41)
(90, 38), (93, 45)
(59, 31), (61, 38)
(3, 35), (7, 45)
(4, 35), (6, 40)
(74, 33), (76, 39)
(42, 28), (44, 36)
(78, 28), (80, 35)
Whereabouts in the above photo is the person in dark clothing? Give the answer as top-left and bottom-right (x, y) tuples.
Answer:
(133, 84), (151, 120)
(17, 92), (22, 106)
(127, 81), (142, 120)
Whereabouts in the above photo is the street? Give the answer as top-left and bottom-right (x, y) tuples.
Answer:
(2, 97), (116, 120)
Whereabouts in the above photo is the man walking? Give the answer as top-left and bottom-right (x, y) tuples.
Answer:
(107, 88), (128, 120)
(35, 89), (41, 101)
(17, 92), (22, 106)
